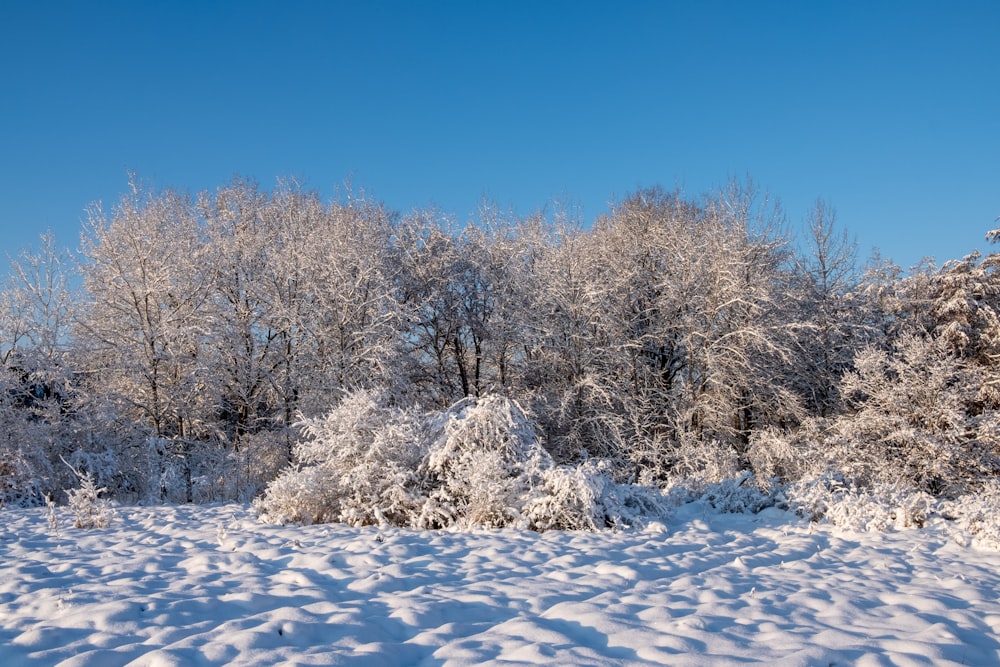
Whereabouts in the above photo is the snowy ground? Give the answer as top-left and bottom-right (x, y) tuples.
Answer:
(2, 502), (1000, 666)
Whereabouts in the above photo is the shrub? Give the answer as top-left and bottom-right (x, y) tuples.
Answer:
(416, 395), (552, 529)
(938, 481), (1000, 549)
(256, 391), (672, 531)
(0, 448), (48, 508)
(787, 474), (933, 532)
(63, 460), (115, 529)
(255, 390), (426, 526)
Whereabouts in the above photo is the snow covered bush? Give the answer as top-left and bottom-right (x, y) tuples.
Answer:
(254, 464), (342, 526)
(523, 458), (671, 531)
(523, 461), (612, 531)
(64, 461), (115, 529)
(0, 441), (49, 508)
(62, 448), (120, 496)
(255, 390), (426, 526)
(0, 392), (62, 507)
(698, 472), (782, 514)
(184, 430), (292, 504)
(938, 480), (1000, 550)
(664, 433), (741, 486)
(256, 391), (672, 531)
(789, 476), (1000, 548)
(742, 333), (1000, 510)
(657, 471), (782, 516)
(416, 395), (552, 529)
(833, 334), (999, 496)
(788, 474), (933, 532)
(256, 392), (538, 529)
(744, 426), (817, 490)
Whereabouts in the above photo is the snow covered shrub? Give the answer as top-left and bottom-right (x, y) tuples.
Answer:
(256, 391), (540, 529)
(0, 406), (59, 507)
(64, 461), (115, 529)
(657, 471), (781, 516)
(232, 430), (295, 499)
(52, 415), (152, 502)
(665, 433), (741, 486)
(186, 431), (291, 503)
(255, 464), (342, 525)
(523, 460), (612, 531)
(788, 474), (933, 532)
(698, 472), (781, 514)
(519, 458), (674, 531)
(745, 426), (817, 489)
(417, 393), (672, 531)
(832, 334), (998, 497)
(417, 395), (552, 529)
(938, 480), (1000, 550)
(764, 333), (1000, 510)
(257, 392), (673, 531)
(255, 390), (426, 526)
(63, 448), (120, 496)
(0, 442), (49, 508)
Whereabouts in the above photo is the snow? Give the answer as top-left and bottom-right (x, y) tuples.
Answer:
(2, 502), (1000, 666)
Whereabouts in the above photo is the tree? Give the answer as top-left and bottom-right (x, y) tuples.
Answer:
(677, 181), (798, 452)
(518, 216), (618, 462)
(395, 212), (499, 405)
(200, 179), (284, 451)
(76, 178), (216, 501)
(292, 189), (401, 411)
(585, 188), (701, 470)
(523, 183), (797, 478)
(790, 199), (866, 417)
(0, 234), (78, 505)
(197, 180), (403, 494)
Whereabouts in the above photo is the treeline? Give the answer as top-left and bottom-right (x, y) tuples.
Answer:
(2, 176), (998, 507)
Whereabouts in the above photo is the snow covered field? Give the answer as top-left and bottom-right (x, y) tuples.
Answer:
(2, 502), (1000, 666)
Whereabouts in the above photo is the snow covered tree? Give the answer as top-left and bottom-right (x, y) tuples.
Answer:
(197, 179), (403, 496)
(586, 183), (797, 475)
(456, 203), (538, 396)
(200, 179), (284, 451)
(0, 234), (80, 505)
(291, 189), (401, 411)
(512, 183), (800, 480)
(682, 180), (799, 450)
(752, 227), (1000, 498)
(10, 172), (1000, 512)
(516, 218), (620, 462)
(926, 250), (1000, 373)
(584, 188), (705, 471)
(394, 213), (465, 404)
(76, 178), (217, 501)
(395, 209), (531, 406)
(789, 200), (866, 417)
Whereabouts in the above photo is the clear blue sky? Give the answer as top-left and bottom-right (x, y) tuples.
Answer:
(1, 1), (997, 273)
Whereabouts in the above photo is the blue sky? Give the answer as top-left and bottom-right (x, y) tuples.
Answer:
(1, 1), (997, 274)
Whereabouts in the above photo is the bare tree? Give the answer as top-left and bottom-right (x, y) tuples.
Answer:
(76, 178), (216, 501)
(791, 199), (864, 417)
(0, 234), (78, 505)
(295, 191), (401, 409)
